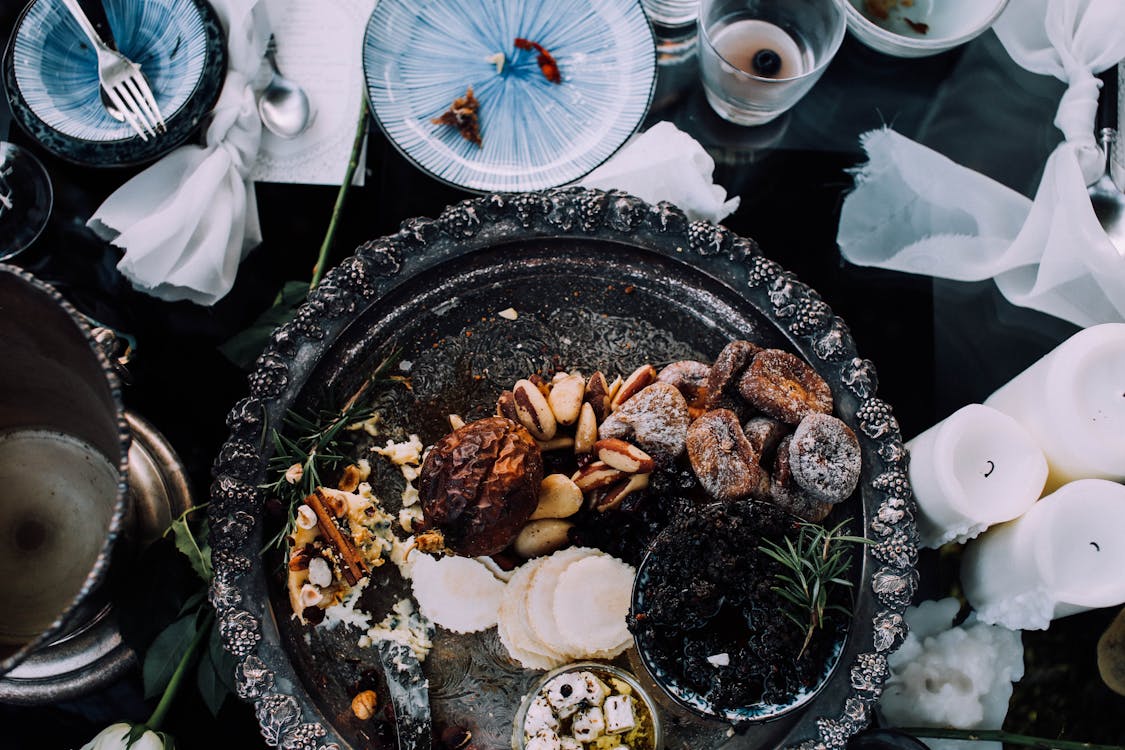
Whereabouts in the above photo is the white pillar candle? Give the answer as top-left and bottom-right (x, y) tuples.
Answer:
(906, 404), (1047, 549)
(961, 479), (1125, 630)
(984, 323), (1125, 492)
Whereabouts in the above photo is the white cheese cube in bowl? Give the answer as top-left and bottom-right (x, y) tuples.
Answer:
(525, 729), (562, 750)
(545, 672), (591, 718)
(604, 694), (637, 734)
(525, 695), (560, 735)
(571, 705), (606, 742)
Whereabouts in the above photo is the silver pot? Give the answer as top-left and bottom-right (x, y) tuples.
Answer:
(0, 265), (131, 678)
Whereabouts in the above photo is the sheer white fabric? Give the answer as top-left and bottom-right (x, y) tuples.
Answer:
(838, 0), (1125, 328)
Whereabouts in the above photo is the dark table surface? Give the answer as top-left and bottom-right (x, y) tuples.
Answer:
(2, 3), (1122, 748)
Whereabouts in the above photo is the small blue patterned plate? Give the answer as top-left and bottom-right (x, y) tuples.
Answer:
(362, 0), (657, 193)
(3, 0), (226, 167)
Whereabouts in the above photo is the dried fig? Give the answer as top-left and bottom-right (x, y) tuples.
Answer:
(738, 348), (832, 424)
(704, 340), (760, 409)
(686, 409), (767, 502)
(769, 435), (833, 522)
(657, 360), (711, 417)
(788, 413), (861, 503)
(742, 416), (788, 459)
(598, 382), (690, 459)
(418, 416), (543, 556)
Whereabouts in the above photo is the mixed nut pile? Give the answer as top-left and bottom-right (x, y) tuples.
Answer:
(414, 338), (863, 563)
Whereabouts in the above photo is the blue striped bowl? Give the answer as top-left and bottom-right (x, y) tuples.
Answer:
(363, 0), (657, 193)
(3, 0), (225, 166)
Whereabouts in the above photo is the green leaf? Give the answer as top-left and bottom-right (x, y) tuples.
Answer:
(219, 281), (309, 370)
(116, 537), (200, 653)
(196, 646), (228, 717)
(208, 616), (239, 694)
(143, 614), (199, 699)
(169, 515), (212, 583)
(177, 589), (207, 618)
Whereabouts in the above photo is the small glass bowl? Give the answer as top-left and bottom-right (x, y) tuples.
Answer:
(511, 661), (663, 750)
(842, 0), (1010, 58)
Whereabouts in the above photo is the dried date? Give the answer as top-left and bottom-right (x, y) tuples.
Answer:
(418, 416), (543, 555)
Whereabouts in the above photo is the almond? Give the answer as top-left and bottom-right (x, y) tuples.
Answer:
(610, 364), (657, 412)
(513, 379), (558, 441)
(547, 372), (585, 425)
(572, 461), (626, 492)
(574, 402), (598, 455)
(593, 473), (650, 512)
(594, 438), (655, 473)
(531, 474), (584, 520)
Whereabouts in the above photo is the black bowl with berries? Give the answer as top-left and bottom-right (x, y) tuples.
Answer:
(630, 499), (864, 723)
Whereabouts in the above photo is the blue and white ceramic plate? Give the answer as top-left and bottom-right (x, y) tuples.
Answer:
(362, 0), (657, 193)
(3, 0), (226, 166)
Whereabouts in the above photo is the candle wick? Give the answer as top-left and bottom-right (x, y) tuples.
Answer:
(982, 460), (995, 478)
(1090, 541), (1101, 551)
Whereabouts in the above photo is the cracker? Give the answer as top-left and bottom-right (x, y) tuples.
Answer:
(527, 547), (606, 657)
(499, 557), (569, 668)
(410, 554), (504, 634)
(553, 555), (635, 654)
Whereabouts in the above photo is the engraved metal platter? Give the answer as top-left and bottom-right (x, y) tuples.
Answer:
(209, 188), (918, 750)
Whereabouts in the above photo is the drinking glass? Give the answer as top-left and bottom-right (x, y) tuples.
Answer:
(698, 0), (846, 126)
(0, 142), (53, 260)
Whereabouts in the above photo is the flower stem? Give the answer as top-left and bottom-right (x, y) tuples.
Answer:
(310, 99), (369, 290)
(145, 610), (215, 731)
(897, 726), (1125, 750)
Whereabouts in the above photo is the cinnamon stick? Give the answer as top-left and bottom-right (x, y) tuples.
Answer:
(307, 488), (367, 585)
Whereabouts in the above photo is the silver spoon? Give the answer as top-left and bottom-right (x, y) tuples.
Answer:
(257, 35), (312, 139)
(1089, 128), (1125, 258)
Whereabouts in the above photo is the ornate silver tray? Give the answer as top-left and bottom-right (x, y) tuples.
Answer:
(208, 188), (918, 750)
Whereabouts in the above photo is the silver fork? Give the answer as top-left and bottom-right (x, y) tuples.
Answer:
(59, 0), (166, 141)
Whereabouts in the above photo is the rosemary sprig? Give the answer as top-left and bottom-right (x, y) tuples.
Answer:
(261, 348), (404, 551)
(759, 520), (872, 659)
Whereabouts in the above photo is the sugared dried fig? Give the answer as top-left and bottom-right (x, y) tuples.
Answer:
(598, 382), (690, 459)
(738, 348), (832, 424)
(686, 409), (766, 502)
(742, 416), (788, 459)
(788, 413), (861, 503)
(418, 416), (543, 556)
(704, 340), (761, 409)
(657, 360), (711, 417)
(770, 435), (833, 522)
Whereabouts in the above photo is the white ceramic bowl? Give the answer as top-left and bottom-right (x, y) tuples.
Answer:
(843, 0), (1010, 58)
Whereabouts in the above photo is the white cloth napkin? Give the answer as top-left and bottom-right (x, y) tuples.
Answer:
(579, 121), (740, 224)
(88, 0), (269, 306)
(837, 0), (1125, 328)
